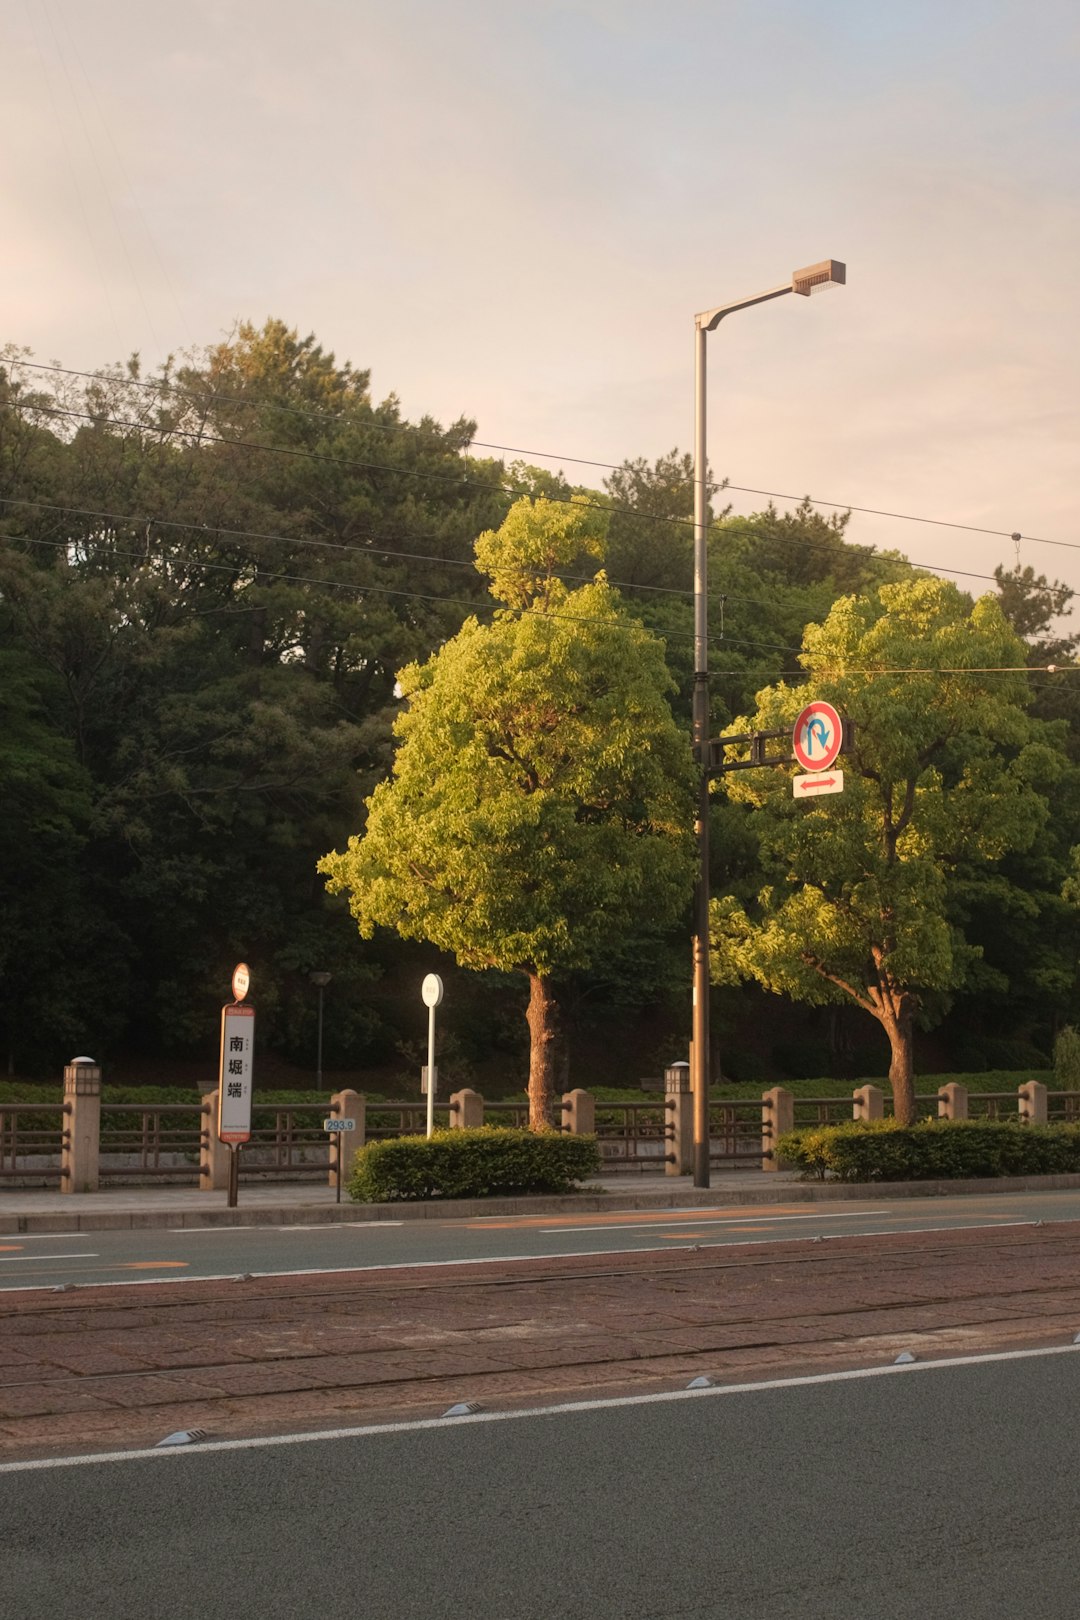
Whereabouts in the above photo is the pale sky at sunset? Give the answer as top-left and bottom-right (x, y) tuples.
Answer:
(3, 0), (1079, 601)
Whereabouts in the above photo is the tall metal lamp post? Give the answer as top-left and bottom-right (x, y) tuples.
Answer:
(691, 259), (846, 1189)
(310, 971), (332, 1090)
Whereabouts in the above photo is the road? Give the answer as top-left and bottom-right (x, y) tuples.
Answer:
(4, 1185), (1080, 1290)
(4, 1348), (1079, 1619)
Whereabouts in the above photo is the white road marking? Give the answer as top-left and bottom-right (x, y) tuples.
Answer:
(538, 1211), (883, 1233)
(0, 1232), (82, 1241)
(4, 1339), (1079, 1475)
(164, 1222), (406, 1234)
(0, 1252), (97, 1263)
(0, 1218), (1044, 1294)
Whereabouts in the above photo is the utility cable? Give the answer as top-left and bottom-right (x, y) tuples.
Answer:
(4, 532), (803, 655)
(2, 355), (1065, 555)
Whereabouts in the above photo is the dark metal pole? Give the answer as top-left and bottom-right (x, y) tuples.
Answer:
(692, 320), (711, 1189)
(227, 1144), (239, 1208)
(316, 983), (325, 1091)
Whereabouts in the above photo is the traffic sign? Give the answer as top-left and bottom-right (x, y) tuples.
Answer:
(793, 770), (844, 799)
(421, 973), (444, 1008)
(323, 1117), (356, 1132)
(231, 962), (251, 1002)
(218, 1003), (255, 1143)
(793, 702), (843, 772)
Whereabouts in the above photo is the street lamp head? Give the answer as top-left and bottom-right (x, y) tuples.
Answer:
(792, 259), (846, 296)
(309, 971), (332, 988)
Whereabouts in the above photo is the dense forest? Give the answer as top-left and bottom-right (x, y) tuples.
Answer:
(2, 320), (1079, 1090)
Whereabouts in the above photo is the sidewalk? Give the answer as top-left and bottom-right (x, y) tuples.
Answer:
(7, 1168), (1080, 1233)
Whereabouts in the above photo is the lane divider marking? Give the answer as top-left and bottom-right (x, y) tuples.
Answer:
(4, 1339), (1080, 1474)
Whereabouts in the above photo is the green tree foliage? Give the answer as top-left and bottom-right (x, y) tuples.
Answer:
(320, 497), (696, 1126)
(712, 578), (1061, 1121)
(0, 325), (510, 1069)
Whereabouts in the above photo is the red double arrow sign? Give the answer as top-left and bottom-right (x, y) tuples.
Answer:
(793, 770), (844, 799)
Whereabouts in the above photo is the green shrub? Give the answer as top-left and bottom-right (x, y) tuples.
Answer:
(776, 1118), (1080, 1182)
(348, 1126), (601, 1202)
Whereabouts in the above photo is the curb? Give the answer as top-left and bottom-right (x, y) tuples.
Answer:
(5, 1171), (1080, 1234)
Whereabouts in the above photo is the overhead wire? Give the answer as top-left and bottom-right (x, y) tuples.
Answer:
(0, 493), (917, 620)
(1, 355), (1065, 555)
(0, 397), (1016, 595)
(3, 532), (803, 656)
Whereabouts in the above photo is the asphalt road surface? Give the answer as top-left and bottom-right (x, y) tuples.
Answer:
(5, 1348), (1079, 1620)
(4, 1186), (1080, 1290)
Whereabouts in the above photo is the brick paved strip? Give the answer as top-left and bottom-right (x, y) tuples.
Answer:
(4, 1222), (1080, 1457)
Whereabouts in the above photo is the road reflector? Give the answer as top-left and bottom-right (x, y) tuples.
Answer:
(156, 1429), (209, 1448)
(686, 1376), (714, 1390)
(893, 1351), (917, 1365)
(442, 1402), (483, 1418)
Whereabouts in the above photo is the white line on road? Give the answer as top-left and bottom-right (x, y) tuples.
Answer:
(538, 1212), (885, 1233)
(164, 1222), (406, 1234)
(4, 1339), (1080, 1475)
(0, 1253), (97, 1263)
(0, 1218), (1043, 1293)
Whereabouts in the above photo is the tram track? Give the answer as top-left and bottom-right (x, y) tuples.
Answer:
(4, 1220), (1080, 1453)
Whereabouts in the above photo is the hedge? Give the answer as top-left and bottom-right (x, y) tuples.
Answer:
(348, 1126), (602, 1202)
(776, 1118), (1080, 1182)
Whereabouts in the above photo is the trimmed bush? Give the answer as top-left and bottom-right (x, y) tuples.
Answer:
(776, 1118), (1080, 1183)
(348, 1126), (602, 1202)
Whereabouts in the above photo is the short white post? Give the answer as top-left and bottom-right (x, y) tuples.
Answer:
(762, 1086), (794, 1171)
(853, 1084), (884, 1122)
(1019, 1080), (1047, 1124)
(938, 1082), (969, 1120)
(450, 1089), (484, 1129)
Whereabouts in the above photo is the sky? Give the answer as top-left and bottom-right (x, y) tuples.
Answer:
(3, 0), (1079, 605)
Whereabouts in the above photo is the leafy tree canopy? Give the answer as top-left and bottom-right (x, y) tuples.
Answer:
(320, 497), (696, 1124)
(712, 577), (1062, 1120)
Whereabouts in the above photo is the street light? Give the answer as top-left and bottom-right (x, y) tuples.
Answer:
(691, 259), (845, 1189)
(310, 971), (332, 1090)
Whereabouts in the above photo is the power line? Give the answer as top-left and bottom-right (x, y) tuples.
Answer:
(3, 531), (803, 656)
(0, 486), (803, 618)
(2, 355), (1063, 555)
(0, 397), (1018, 596)
(2, 493), (904, 620)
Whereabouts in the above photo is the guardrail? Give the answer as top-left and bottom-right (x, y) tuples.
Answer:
(5, 1077), (1076, 1191)
(99, 1102), (206, 1182)
(0, 1105), (68, 1187)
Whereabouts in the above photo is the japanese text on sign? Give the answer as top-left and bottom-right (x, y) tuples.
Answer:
(218, 1003), (255, 1144)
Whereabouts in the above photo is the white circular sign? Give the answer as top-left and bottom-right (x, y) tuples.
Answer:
(231, 962), (251, 1002)
(793, 702), (843, 773)
(421, 973), (444, 1009)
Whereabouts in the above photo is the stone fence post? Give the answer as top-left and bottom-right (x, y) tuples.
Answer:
(199, 1089), (230, 1191)
(762, 1086), (794, 1172)
(561, 1088), (595, 1136)
(938, 1082), (969, 1120)
(853, 1084), (884, 1122)
(449, 1088), (484, 1129)
(61, 1056), (101, 1194)
(1019, 1080), (1047, 1125)
(664, 1064), (692, 1176)
(329, 1088), (366, 1186)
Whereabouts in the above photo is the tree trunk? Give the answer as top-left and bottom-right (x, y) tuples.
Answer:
(883, 1009), (916, 1124)
(525, 973), (561, 1131)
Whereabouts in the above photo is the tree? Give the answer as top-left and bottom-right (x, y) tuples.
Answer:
(711, 578), (1061, 1121)
(320, 498), (696, 1127)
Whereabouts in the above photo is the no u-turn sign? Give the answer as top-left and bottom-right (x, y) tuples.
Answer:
(793, 701), (843, 773)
